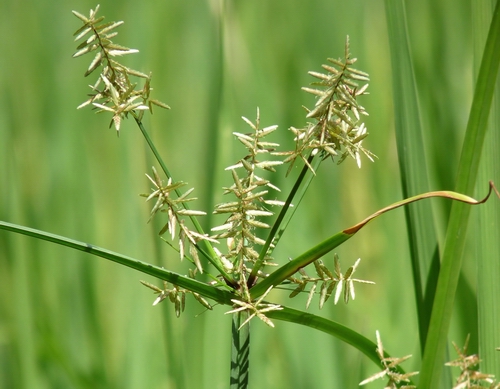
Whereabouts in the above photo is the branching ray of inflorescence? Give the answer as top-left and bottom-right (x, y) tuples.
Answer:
(29, 5), (494, 389)
(71, 4), (231, 282)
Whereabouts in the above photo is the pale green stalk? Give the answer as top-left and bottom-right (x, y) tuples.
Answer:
(230, 311), (250, 389)
(133, 114), (230, 280)
(249, 154), (317, 285)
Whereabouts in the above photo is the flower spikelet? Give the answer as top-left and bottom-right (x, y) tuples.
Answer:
(225, 284), (282, 329)
(211, 109), (284, 278)
(72, 5), (169, 132)
(446, 335), (499, 389)
(141, 271), (213, 316)
(360, 331), (418, 388)
(288, 254), (374, 309)
(278, 36), (374, 174)
(143, 167), (217, 272)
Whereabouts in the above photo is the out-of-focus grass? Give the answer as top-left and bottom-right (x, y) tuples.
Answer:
(473, 1), (500, 382)
(0, 0), (492, 388)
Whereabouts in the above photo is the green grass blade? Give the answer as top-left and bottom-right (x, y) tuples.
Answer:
(0, 220), (235, 305)
(200, 3), (224, 232)
(230, 311), (250, 389)
(250, 230), (352, 298)
(476, 137), (500, 376)
(473, 0), (500, 379)
(384, 0), (440, 352)
(267, 306), (412, 383)
(419, 1), (500, 387)
(268, 307), (379, 365)
(251, 187), (491, 300)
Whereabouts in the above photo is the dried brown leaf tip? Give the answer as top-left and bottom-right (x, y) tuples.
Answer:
(72, 4), (169, 133)
(446, 335), (500, 389)
(360, 331), (418, 388)
(277, 36), (375, 174)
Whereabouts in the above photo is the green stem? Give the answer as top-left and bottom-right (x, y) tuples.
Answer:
(133, 114), (174, 181)
(132, 114), (231, 281)
(230, 311), (250, 389)
(249, 154), (316, 285)
(265, 156), (322, 259)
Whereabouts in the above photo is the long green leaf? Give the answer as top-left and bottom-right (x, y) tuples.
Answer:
(384, 0), (440, 353)
(419, 1), (500, 387)
(251, 187), (494, 299)
(0, 220), (235, 305)
(267, 306), (411, 382)
(474, 0), (500, 380)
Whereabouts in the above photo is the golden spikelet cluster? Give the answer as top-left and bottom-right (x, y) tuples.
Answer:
(278, 36), (374, 174)
(72, 4), (168, 132)
(288, 255), (374, 309)
(211, 109), (285, 280)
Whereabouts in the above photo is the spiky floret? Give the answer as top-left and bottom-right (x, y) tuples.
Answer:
(143, 167), (217, 273)
(211, 109), (285, 279)
(72, 4), (169, 132)
(288, 255), (374, 309)
(360, 331), (419, 388)
(278, 36), (374, 174)
(72, 8), (376, 322)
(446, 335), (500, 389)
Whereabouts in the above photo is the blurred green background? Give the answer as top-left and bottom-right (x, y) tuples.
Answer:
(0, 0), (486, 388)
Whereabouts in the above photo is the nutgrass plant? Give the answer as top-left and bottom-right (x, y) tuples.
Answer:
(0, 1), (499, 388)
